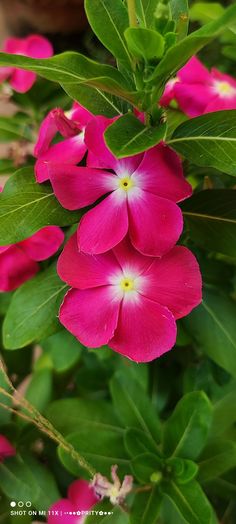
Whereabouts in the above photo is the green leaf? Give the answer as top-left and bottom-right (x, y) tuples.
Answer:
(0, 115), (33, 142)
(46, 398), (122, 435)
(85, 0), (131, 66)
(110, 371), (161, 444)
(41, 329), (82, 373)
(105, 113), (166, 157)
(58, 428), (130, 477)
(198, 440), (236, 483)
(170, 0), (189, 40)
(0, 369), (11, 425)
(181, 190), (236, 257)
(0, 167), (80, 245)
(211, 384), (236, 437)
(130, 486), (162, 524)
(163, 391), (212, 460)
(3, 264), (67, 350)
(85, 501), (129, 524)
(0, 454), (40, 503)
(131, 453), (162, 483)
(149, 4), (236, 87)
(183, 289), (236, 377)
(135, 0), (159, 28)
(20, 453), (60, 511)
(163, 480), (213, 524)
(124, 428), (160, 458)
(168, 111), (236, 176)
(0, 52), (138, 105)
(167, 458), (199, 484)
(190, 2), (224, 25)
(124, 28), (164, 60)
(61, 83), (126, 117)
(24, 369), (52, 413)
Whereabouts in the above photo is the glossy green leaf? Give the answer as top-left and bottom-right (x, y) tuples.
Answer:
(167, 458), (199, 484)
(41, 330), (82, 373)
(125, 28), (165, 60)
(20, 453), (60, 511)
(131, 453), (162, 483)
(110, 371), (161, 444)
(169, 111), (236, 176)
(0, 115), (33, 142)
(190, 2), (224, 25)
(181, 190), (236, 257)
(183, 289), (236, 377)
(105, 113), (166, 157)
(61, 83), (126, 117)
(0, 52), (138, 105)
(130, 486), (162, 524)
(0, 168), (80, 245)
(124, 428), (160, 458)
(58, 428), (130, 477)
(85, 0), (131, 66)
(0, 454), (40, 503)
(170, 0), (189, 40)
(149, 4), (236, 87)
(0, 369), (11, 425)
(211, 384), (236, 437)
(3, 264), (67, 350)
(163, 480), (213, 524)
(24, 369), (52, 413)
(46, 398), (122, 435)
(135, 0), (159, 28)
(163, 391), (212, 460)
(198, 440), (236, 483)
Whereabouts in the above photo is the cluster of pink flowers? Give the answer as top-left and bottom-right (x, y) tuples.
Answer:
(161, 56), (236, 116)
(34, 100), (202, 362)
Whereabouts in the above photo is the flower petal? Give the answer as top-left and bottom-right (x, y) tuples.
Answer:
(57, 233), (119, 289)
(68, 480), (98, 510)
(110, 295), (176, 362)
(48, 499), (78, 524)
(9, 69), (37, 93)
(19, 226), (64, 261)
(85, 115), (117, 169)
(0, 435), (16, 461)
(35, 136), (87, 183)
(59, 287), (120, 347)
(34, 109), (81, 157)
(113, 236), (153, 276)
(49, 164), (116, 210)
(71, 102), (93, 128)
(133, 144), (192, 202)
(174, 83), (212, 117)
(142, 246), (202, 319)
(78, 192), (128, 254)
(0, 245), (38, 291)
(178, 56), (211, 84)
(128, 191), (183, 256)
(24, 34), (53, 58)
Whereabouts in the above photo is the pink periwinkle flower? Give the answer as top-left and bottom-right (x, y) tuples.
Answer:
(0, 434), (16, 462)
(48, 479), (98, 524)
(34, 102), (92, 183)
(0, 35), (53, 93)
(0, 226), (64, 292)
(47, 115), (192, 257)
(57, 234), (202, 362)
(92, 465), (133, 505)
(161, 56), (236, 117)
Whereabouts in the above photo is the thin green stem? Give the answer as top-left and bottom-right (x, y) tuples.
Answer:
(127, 0), (137, 27)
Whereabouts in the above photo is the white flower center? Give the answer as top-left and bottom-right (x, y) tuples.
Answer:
(213, 80), (236, 98)
(119, 176), (134, 192)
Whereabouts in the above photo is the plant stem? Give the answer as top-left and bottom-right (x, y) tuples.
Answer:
(127, 0), (137, 27)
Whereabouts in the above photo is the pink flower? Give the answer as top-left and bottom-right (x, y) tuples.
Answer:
(0, 35), (53, 93)
(48, 115), (192, 257)
(57, 235), (202, 362)
(34, 102), (92, 183)
(0, 435), (16, 461)
(48, 479), (98, 524)
(161, 56), (236, 117)
(92, 465), (133, 505)
(0, 226), (64, 291)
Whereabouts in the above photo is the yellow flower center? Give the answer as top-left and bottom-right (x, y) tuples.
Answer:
(119, 177), (134, 192)
(215, 80), (235, 97)
(120, 277), (135, 292)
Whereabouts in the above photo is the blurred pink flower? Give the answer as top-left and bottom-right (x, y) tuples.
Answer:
(92, 465), (133, 505)
(0, 35), (53, 93)
(161, 56), (236, 117)
(0, 226), (64, 291)
(57, 235), (202, 362)
(34, 102), (92, 183)
(0, 434), (15, 461)
(47, 115), (191, 257)
(47, 479), (98, 524)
